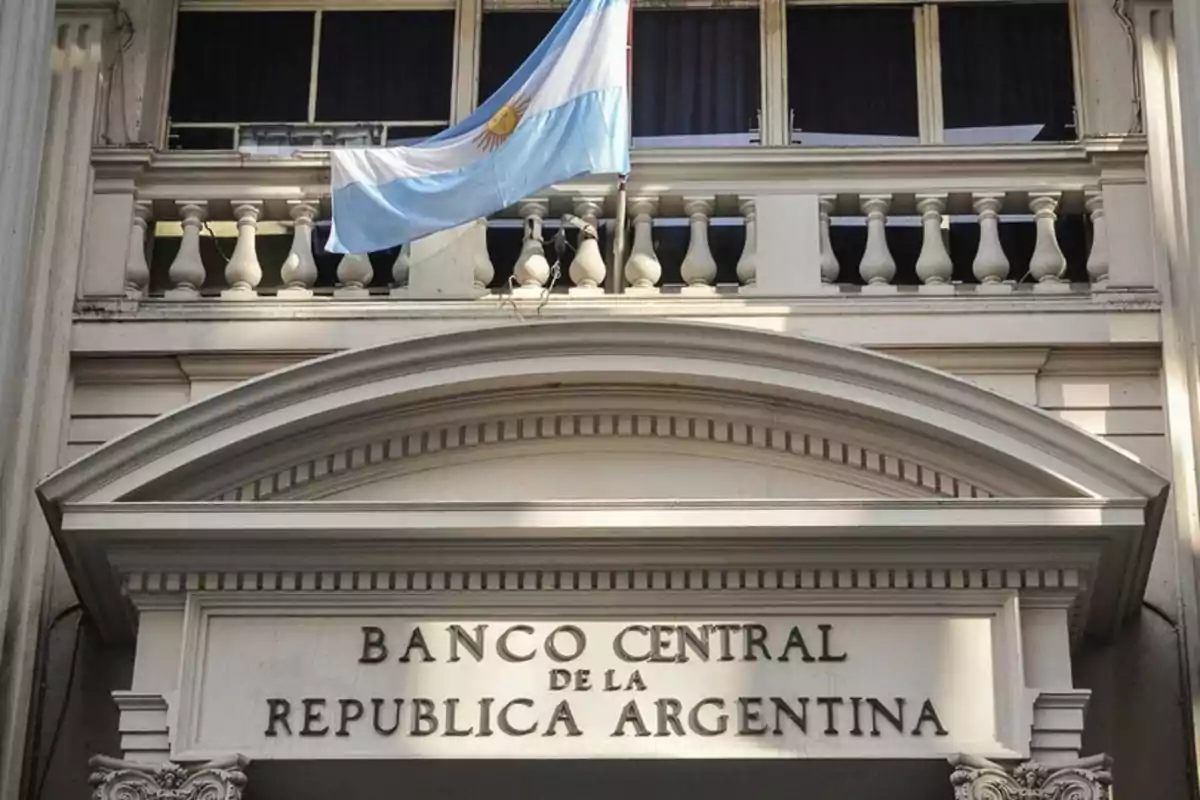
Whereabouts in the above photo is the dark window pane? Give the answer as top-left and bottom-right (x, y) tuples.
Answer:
(169, 12), (312, 123)
(939, 3), (1076, 143)
(479, 11), (561, 103)
(386, 124), (448, 145)
(316, 11), (454, 122)
(632, 9), (760, 142)
(167, 126), (235, 150)
(787, 6), (919, 143)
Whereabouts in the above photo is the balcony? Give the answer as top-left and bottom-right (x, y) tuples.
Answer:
(78, 138), (1159, 354)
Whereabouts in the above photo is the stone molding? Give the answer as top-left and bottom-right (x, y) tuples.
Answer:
(1030, 691), (1092, 766)
(949, 753), (1112, 799)
(39, 321), (1168, 505)
(113, 692), (172, 763)
(56, 496), (1141, 642)
(210, 406), (994, 503)
(95, 140), (1146, 205)
(124, 565), (1085, 598)
(88, 754), (249, 800)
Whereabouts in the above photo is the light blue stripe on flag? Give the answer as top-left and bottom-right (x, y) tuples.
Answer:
(327, 0), (630, 254)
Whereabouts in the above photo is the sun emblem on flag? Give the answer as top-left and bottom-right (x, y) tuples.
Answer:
(475, 96), (531, 153)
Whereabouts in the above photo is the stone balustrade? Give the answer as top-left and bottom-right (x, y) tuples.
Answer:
(92, 141), (1152, 302)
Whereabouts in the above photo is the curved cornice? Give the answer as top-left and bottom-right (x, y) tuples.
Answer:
(199, 386), (998, 503)
(38, 320), (1167, 507)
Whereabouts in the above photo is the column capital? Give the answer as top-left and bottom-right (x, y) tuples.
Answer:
(949, 753), (1112, 800)
(287, 199), (321, 219)
(89, 754), (250, 800)
(571, 197), (606, 220)
(517, 198), (549, 219)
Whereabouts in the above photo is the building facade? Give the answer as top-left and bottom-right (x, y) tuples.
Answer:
(3, 0), (1200, 797)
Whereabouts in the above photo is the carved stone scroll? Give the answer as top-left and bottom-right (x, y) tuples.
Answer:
(88, 754), (249, 800)
(949, 753), (1112, 800)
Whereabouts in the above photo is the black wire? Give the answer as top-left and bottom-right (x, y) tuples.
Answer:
(24, 604), (82, 798)
(1140, 599), (1200, 800)
(34, 610), (85, 800)
(203, 221), (231, 264)
(1143, 598), (1176, 628)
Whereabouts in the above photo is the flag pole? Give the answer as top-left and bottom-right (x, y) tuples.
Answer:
(611, 0), (633, 292)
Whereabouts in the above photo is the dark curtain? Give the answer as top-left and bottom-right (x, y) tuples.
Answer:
(317, 11), (455, 122)
(479, 11), (561, 103)
(787, 6), (919, 138)
(939, 3), (1076, 141)
(169, 12), (313, 123)
(632, 9), (760, 138)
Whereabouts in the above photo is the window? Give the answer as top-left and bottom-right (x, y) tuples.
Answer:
(479, 10), (560, 103)
(316, 11), (455, 125)
(784, 1), (1077, 146)
(167, 9), (454, 150)
(169, 11), (313, 126)
(631, 9), (761, 146)
(165, 2), (1079, 152)
(788, 6), (920, 145)
(480, 7), (759, 148)
(939, 3), (1076, 142)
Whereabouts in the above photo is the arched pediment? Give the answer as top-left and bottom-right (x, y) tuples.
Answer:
(40, 321), (1164, 505)
(37, 321), (1169, 643)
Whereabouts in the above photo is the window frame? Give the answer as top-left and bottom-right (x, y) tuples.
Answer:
(163, 0), (1085, 150)
(779, 0), (1084, 147)
(165, 1), (460, 148)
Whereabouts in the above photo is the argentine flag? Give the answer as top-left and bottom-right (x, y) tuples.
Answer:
(327, 0), (631, 254)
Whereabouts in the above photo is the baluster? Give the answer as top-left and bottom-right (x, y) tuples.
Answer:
(334, 253), (374, 298)
(569, 197), (606, 296)
(915, 194), (953, 292)
(278, 201), (319, 299)
(972, 194), (1010, 293)
(392, 245), (412, 291)
(624, 198), (661, 295)
(1029, 192), (1069, 292)
(858, 195), (896, 292)
(222, 201), (263, 299)
(124, 201), (152, 299)
(472, 220), (495, 295)
(165, 201), (208, 300)
(513, 199), (550, 297)
(819, 195), (840, 290)
(680, 197), (718, 295)
(736, 199), (757, 288)
(1085, 191), (1110, 287)
(387, 244), (412, 298)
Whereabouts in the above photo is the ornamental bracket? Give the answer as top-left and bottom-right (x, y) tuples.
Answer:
(88, 754), (249, 800)
(949, 753), (1112, 800)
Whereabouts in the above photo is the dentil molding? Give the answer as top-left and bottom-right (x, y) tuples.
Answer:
(208, 403), (995, 503)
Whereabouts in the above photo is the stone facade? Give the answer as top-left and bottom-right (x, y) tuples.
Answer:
(2, 0), (1200, 798)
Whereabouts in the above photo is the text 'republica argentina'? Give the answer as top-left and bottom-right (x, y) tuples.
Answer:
(263, 622), (949, 741)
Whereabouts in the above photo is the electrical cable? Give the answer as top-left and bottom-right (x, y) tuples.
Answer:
(1140, 599), (1200, 800)
(100, 5), (139, 146)
(1110, 0), (1144, 135)
(32, 606), (85, 800)
(203, 220), (232, 264)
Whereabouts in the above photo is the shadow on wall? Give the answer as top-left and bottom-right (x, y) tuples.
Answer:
(1075, 607), (1198, 800)
(248, 758), (954, 800)
(26, 616), (133, 800)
